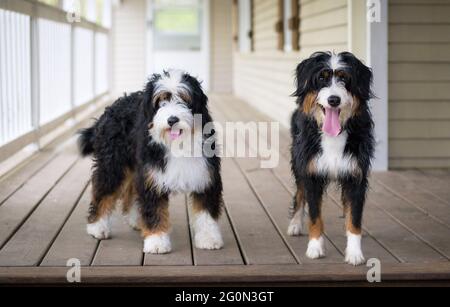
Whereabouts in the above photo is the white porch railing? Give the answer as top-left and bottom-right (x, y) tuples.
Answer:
(0, 9), (32, 146)
(38, 18), (72, 124)
(0, 0), (111, 163)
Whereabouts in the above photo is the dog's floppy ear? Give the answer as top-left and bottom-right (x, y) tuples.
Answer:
(182, 74), (208, 113)
(142, 74), (160, 120)
(340, 52), (374, 101)
(293, 53), (323, 99)
(355, 60), (374, 102)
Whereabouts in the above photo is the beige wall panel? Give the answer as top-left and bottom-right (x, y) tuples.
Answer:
(112, 0), (147, 96)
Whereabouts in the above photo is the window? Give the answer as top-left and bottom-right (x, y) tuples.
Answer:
(152, 0), (203, 51)
(238, 0), (252, 53)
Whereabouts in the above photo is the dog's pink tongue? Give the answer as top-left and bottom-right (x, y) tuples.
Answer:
(170, 129), (181, 140)
(323, 108), (341, 137)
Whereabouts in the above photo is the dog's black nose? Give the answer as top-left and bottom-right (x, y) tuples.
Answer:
(328, 96), (341, 107)
(167, 116), (180, 127)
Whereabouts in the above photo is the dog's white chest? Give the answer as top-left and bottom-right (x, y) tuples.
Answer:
(315, 131), (357, 178)
(153, 155), (211, 193)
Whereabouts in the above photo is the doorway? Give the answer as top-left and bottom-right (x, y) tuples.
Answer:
(146, 0), (210, 91)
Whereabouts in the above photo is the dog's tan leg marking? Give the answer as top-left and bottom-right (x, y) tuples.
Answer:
(121, 171), (136, 214)
(121, 174), (141, 231)
(87, 170), (138, 239)
(86, 191), (120, 240)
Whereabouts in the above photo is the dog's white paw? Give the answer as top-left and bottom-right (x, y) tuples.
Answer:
(287, 223), (303, 236)
(306, 236), (325, 259)
(195, 229), (224, 250)
(143, 233), (172, 254)
(193, 211), (223, 250)
(345, 232), (365, 266)
(287, 210), (305, 236)
(87, 217), (111, 239)
(345, 249), (365, 266)
(124, 203), (140, 230)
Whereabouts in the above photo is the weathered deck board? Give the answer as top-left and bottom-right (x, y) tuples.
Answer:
(91, 212), (143, 266)
(0, 159), (91, 266)
(1, 262), (449, 285)
(0, 153), (78, 249)
(212, 98), (296, 264)
(144, 194), (192, 266)
(372, 172), (450, 227)
(222, 158), (297, 264)
(368, 180), (450, 259)
(422, 170), (450, 182)
(0, 151), (54, 205)
(40, 185), (99, 267)
(401, 170), (450, 205)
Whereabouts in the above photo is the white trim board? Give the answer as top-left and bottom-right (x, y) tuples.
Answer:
(367, 0), (388, 171)
(348, 0), (388, 171)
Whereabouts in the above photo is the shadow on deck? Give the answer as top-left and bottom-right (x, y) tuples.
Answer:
(0, 95), (449, 286)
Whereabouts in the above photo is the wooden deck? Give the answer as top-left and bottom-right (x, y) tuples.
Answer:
(0, 95), (449, 286)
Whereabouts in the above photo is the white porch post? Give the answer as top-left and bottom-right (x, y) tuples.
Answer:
(367, 0), (388, 171)
(348, 0), (389, 171)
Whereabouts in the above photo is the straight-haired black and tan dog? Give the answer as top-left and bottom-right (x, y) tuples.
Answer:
(78, 70), (224, 254)
(288, 52), (375, 265)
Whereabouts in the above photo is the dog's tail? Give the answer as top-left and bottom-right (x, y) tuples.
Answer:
(78, 126), (95, 157)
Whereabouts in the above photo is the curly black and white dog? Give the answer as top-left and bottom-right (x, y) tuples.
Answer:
(288, 52), (374, 266)
(78, 70), (224, 254)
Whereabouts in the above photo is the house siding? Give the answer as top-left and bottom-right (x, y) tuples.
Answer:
(388, 0), (450, 168)
(210, 0), (233, 93)
(111, 0), (147, 97)
(233, 0), (348, 127)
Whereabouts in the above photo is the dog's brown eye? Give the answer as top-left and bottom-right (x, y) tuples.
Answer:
(153, 91), (172, 107)
(178, 91), (191, 103)
(335, 70), (349, 83)
(319, 70), (331, 82)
